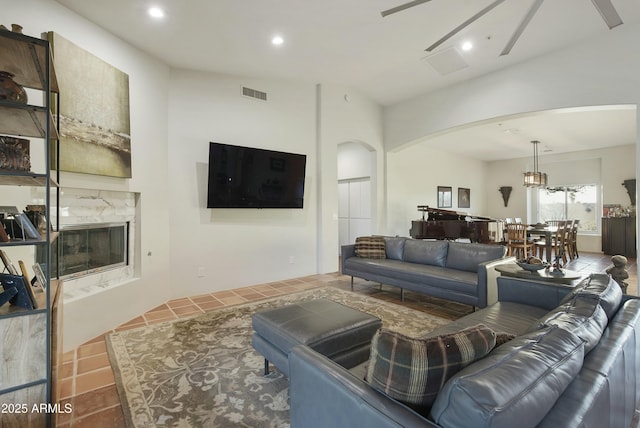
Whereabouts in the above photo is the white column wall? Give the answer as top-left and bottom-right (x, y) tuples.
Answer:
(317, 84), (384, 273)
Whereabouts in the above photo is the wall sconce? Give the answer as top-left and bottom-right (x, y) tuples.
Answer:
(499, 186), (512, 207)
(622, 179), (636, 206)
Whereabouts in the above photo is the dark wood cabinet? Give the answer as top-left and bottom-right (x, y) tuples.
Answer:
(602, 217), (636, 257)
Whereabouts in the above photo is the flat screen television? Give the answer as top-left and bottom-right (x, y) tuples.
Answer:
(207, 142), (307, 208)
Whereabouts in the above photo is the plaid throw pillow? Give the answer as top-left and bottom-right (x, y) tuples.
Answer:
(355, 236), (386, 259)
(366, 325), (496, 411)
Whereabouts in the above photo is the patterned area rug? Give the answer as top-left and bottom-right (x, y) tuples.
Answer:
(106, 286), (451, 428)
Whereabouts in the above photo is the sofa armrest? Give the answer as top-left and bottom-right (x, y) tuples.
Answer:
(289, 345), (435, 428)
(479, 256), (516, 306)
(497, 276), (575, 310)
(341, 245), (356, 274)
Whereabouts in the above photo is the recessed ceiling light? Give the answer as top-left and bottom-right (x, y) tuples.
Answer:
(148, 7), (165, 19)
(272, 35), (284, 46)
(461, 41), (473, 51)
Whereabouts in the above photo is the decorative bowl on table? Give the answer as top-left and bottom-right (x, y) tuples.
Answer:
(516, 259), (549, 271)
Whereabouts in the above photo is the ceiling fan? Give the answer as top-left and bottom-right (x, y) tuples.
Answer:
(381, 0), (624, 55)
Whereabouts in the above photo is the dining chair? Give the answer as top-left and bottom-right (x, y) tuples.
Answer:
(505, 223), (534, 259)
(534, 220), (567, 262)
(568, 219), (579, 259)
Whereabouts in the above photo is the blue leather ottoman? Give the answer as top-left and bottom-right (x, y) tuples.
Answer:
(251, 298), (382, 377)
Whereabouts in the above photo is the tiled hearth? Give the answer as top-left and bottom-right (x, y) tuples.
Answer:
(57, 252), (637, 427)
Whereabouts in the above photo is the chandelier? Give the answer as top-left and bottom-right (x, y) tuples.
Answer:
(523, 140), (548, 187)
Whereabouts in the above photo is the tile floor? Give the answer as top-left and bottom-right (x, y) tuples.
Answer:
(56, 252), (637, 427)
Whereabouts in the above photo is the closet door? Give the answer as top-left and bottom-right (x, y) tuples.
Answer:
(338, 179), (372, 251)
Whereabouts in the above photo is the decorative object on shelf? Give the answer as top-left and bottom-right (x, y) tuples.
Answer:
(0, 135), (30, 171)
(516, 258), (548, 271)
(0, 273), (36, 309)
(24, 205), (47, 235)
(498, 186), (512, 207)
(49, 32), (132, 178)
(0, 71), (28, 103)
(622, 179), (636, 206)
(458, 187), (470, 208)
(437, 186), (452, 208)
(549, 249), (565, 275)
(523, 140), (548, 187)
(606, 255), (629, 294)
(32, 263), (47, 290)
(11, 24), (23, 34)
(0, 249), (18, 275)
(0, 286), (17, 308)
(1, 213), (39, 240)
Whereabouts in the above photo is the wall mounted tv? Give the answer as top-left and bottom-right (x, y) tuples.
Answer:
(207, 142), (307, 208)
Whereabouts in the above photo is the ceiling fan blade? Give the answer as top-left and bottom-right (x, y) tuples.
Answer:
(381, 0), (433, 18)
(500, 0), (544, 56)
(425, 0), (507, 52)
(590, 0), (623, 29)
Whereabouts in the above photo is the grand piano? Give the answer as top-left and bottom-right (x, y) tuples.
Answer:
(409, 205), (496, 243)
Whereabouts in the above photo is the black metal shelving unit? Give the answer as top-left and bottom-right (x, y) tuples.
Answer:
(0, 29), (60, 428)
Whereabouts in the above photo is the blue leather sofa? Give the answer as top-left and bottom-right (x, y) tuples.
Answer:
(289, 274), (640, 428)
(342, 237), (510, 308)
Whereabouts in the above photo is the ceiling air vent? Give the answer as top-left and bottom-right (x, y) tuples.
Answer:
(241, 86), (267, 101)
(422, 47), (468, 76)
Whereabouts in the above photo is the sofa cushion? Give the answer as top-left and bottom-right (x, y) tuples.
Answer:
(402, 239), (448, 267)
(445, 242), (506, 273)
(384, 237), (406, 260)
(560, 273), (622, 320)
(344, 257), (480, 297)
(355, 236), (386, 259)
(529, 296), (608, 354)
(365, 325), (496, 411)
(430, 326), (585, 428)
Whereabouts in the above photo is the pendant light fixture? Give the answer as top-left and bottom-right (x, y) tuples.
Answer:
(523, 140), (548, 187)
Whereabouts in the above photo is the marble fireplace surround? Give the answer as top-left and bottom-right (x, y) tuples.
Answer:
(46, 188), (137, 302)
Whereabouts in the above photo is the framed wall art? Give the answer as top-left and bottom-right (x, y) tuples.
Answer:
(458, 187), (470, 208)
(437, 186), (452, 208)
(49, 32), (131, 178)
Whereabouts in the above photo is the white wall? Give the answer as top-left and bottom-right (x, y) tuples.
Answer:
(386, 144), (487, 237)
(338, 142), (375, 180)
(166, 69), (318, 295)
(3, 0), (172, 350)
(384, 24), (640, 152)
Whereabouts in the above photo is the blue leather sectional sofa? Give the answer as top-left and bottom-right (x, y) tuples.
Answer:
(341, 237), (510, 308)
(289, 274), (640, 427)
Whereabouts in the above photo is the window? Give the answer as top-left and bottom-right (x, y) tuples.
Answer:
(538, 185), (598, 232)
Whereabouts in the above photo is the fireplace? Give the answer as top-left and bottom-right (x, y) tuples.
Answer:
(39, 222), (129, 279)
